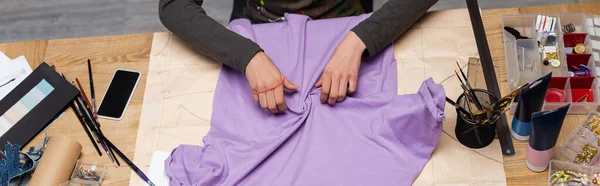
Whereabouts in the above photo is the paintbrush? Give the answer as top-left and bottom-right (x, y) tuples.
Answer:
(75, 78), (101, 128)
(456, 61), (483, 109)
(98, 132), (155, 186)
(455, 71), (480, 112)
(70, 102), (102, 156)
(73, 82), (119, 167)
(446, 97), (472, 118)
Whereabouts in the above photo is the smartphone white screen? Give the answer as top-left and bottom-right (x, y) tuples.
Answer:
(97, 69), (140, 120)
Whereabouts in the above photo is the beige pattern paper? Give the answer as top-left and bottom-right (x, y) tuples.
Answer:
(131, 9), (506, 186)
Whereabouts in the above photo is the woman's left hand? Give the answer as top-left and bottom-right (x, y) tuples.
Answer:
(316, 31), (366, 105)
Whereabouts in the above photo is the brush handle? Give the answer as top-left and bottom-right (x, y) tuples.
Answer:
(445, 97), (471, 117)
(87, 59), (97, 118)
(70, 103), (102, 156)
(98, 131), (155, 186)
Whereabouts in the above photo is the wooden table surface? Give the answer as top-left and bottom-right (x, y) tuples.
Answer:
(483, 2), (600, 185)
(0, 2), (599, 185)
(0, 34), (153, 185)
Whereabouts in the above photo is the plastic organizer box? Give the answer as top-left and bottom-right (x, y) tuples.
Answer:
(503, 14), (600, 114)
(561, 111), (600, 166)
(548, 160), (600, 185)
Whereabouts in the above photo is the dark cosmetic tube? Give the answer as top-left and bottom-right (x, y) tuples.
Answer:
(511, 73), (552, 141)
(526, 103), (570, 172)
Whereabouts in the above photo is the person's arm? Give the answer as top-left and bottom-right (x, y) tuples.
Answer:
(351, 0), (439, 57)
(158, 0), (261, 73)
(160, 0), (299, 114)
(317, 0), (438, 105)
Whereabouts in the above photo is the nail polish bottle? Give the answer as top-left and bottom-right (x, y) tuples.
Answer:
(511, 73), (552, 141)
(526, 103), (570, 172)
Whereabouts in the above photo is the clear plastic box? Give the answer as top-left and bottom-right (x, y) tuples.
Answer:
(68, 160), (108, 186)
(504, 13), (600, 114)
(548, 160), (594, 185)
(561, 111), (600, 166)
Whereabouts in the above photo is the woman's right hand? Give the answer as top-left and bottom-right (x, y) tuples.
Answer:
(245, 52), (299, 114)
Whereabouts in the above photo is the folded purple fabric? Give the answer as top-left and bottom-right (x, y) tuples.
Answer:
(165, 14), (446, 186)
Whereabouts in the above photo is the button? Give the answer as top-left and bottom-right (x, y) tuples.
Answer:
(550, 59), (561, 67)
(575, 43), (586, 54)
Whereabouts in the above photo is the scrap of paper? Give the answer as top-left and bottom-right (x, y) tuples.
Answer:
(0, 56), (33, 100)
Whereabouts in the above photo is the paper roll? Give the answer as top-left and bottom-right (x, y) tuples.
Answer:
(29, 136), (82, 186)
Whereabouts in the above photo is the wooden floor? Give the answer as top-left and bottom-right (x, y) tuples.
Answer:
(0, 0), (597, 43)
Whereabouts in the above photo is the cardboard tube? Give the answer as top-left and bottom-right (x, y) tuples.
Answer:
(29, 136), (82, 186)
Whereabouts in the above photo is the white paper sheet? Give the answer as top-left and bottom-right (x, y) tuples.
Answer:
(0, 56), (33, 100)
(0, 51), (9, 62)
(146, 151), (171, 186)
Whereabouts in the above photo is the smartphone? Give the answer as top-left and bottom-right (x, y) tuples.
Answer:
(97, 69), (141, 120)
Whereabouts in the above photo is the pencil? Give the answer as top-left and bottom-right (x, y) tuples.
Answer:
(87, 59), (98, 119)
(70, 102), (102, 156)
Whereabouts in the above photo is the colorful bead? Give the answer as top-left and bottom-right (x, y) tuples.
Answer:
(545, 52), (560, 61)
(575, 145), (598, 164)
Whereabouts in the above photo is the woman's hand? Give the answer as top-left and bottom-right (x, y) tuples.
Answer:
(246, 52), (299, 114)
(316, 31), (366, 105)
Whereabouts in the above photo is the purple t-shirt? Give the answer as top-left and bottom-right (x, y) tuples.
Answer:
(165, 13), (446, 186)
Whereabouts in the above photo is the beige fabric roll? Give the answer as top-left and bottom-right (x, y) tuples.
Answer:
(29, 136), (82, 186)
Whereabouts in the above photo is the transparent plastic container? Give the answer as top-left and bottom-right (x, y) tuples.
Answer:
(69, 160), (108, 186)
(504, 13), (600, 114)
(548, 160), (594, 185)
(561, 111), (600, 166)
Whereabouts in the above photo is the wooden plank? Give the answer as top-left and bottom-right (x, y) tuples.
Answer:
(23, 33), (153, 186)
(0, 40), (48, 67)
(519, 2), (600, 15)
